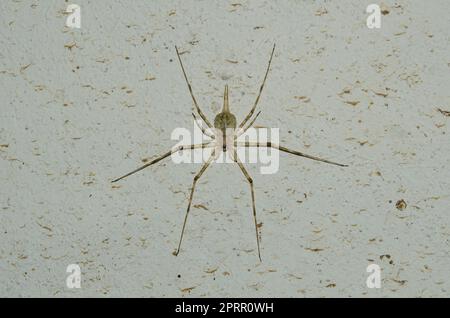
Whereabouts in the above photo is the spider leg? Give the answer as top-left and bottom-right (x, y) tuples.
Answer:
(235, 141), (348, 167)
(235, 110), (261, 138)
(175, 46), (213, 128)
(192, 112), (215, 139)
(232, 150), (262, 262)
(174, 149), (216, 256)
(238, 44), (275, 130)
(112, 142), (214, 183)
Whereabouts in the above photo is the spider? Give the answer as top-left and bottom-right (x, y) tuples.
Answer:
(112, 44), (347, 261)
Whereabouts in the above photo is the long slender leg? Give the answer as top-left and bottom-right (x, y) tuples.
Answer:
(232, 150), (262, 262)
(235, 110), (261, 138)
(238, 44), (275, 129)
(174, 149), (216, 256)
(112, 142), (214, 183)
(192, 112), (215, 139)
(235, 141), (348, 167)
(175, 46), (213, 128)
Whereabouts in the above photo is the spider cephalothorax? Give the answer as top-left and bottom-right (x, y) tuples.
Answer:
(112, 44), (347, 261)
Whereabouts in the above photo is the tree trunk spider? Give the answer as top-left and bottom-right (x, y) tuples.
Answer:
(112, 44), (347, 261)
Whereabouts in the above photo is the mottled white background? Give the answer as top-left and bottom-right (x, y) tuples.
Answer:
(1, 0), (449, 297)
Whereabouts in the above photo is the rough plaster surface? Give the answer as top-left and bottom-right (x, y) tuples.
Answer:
(1, 0), (449, 297)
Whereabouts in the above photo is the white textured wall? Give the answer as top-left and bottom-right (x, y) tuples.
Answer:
(1, 0), (449, 297)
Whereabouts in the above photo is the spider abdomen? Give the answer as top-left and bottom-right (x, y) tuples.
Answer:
(214, 112), (237, 152)
(214, 112), (237, 131)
